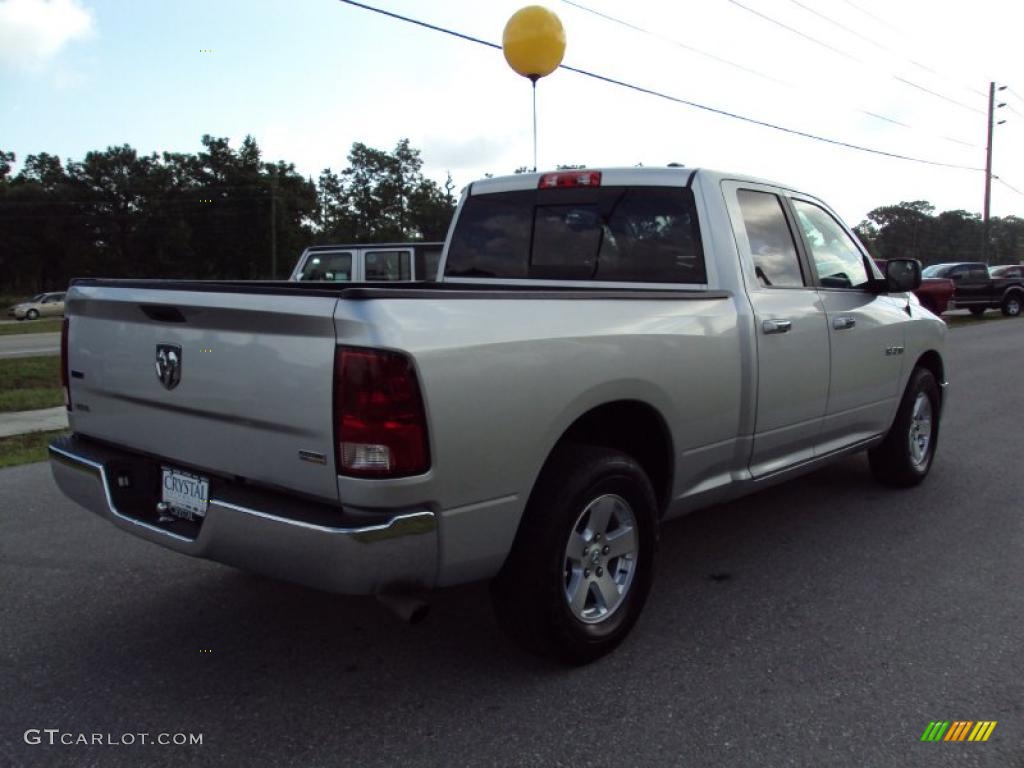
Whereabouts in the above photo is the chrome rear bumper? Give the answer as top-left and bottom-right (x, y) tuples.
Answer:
(48, 436), (438, 594)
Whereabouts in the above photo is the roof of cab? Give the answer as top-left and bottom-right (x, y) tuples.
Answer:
(468, 166), (807, 197)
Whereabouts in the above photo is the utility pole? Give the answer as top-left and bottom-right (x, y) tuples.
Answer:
(270, 166), (278, 279)
(982, 82), (1008, 263)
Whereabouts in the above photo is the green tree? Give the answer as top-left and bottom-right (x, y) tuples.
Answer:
(864, 201), (935, 262)
(316, 139), (456, 244)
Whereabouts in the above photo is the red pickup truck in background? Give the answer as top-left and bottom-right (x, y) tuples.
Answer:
(875, 259), (956, 315)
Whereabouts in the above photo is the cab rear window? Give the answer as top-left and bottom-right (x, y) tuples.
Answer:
(445, 186), (705, 283)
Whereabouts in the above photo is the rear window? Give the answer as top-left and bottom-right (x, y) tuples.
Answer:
(445, 186), (705, 283)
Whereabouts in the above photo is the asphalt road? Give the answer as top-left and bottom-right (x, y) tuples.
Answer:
(0, 333), (60, 359)
(1, 320), (1022, 768)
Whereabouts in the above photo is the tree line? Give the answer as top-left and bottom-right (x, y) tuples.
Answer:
(1, 135), (1021, 294)
(853, 202), (1023, 266)
(0, 136), (455, 293)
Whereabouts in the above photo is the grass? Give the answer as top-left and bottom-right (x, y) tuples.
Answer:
(0, 318), (63, 336)
(944, 311), (1019, 328)
(0, 429), (67, 469)
(0, 355), (62, 413)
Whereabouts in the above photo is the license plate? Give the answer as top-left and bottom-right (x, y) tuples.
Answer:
(161, 467), (209, 521)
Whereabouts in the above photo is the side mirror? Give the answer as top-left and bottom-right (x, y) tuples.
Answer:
(885, 258), (922, 292)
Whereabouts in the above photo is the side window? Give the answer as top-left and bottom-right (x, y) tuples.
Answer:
(298, 252), (353, 282)
(966, 266), (989, 283)
(792, 200), (870, 289)
(365, 250), (411, 281)
(736, 189), (804, 288)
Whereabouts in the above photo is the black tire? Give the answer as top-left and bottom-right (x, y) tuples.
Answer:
(26, 309), (39, 320)
(1001, 292), (1023, 317)
(491, 444), (658, 664)
(969, 307), (986, 317)
(869, 367), (941, 488)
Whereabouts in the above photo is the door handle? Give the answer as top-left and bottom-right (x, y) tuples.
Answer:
(762, 319), (792, 334)
(833, 316), (856, 330)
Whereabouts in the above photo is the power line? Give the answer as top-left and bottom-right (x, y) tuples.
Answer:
(559, 0), (980, 149)
(559, 0), (788, 86)
(836, 0), (899, 34)
(838, 0), (986, 98)
(727, 0), (861, 63)
(792, 0), (985, 98)
(725, 0), (985, 115)
(333, 0), (983, 171)
(1004, 87), (1024, 107)
(994, 176), (1024, 197)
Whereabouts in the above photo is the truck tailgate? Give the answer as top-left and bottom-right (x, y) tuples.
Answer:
(65, 285), (340, 501)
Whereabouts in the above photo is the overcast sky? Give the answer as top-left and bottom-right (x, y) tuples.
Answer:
(2, 0), (1022, 225)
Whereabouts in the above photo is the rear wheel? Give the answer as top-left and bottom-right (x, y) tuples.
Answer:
(1002, 293), (1022, 317)
(869, 367), (940, 487)
(491, 444), (657, 664)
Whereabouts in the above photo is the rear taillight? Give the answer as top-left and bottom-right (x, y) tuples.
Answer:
(538, 170), (602, 189)
(60, 317), (71, 410)
(333, 347), (430, 477)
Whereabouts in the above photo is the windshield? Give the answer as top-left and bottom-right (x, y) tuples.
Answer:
(27, 293), (44, 302)
(921, 265), (949, 278)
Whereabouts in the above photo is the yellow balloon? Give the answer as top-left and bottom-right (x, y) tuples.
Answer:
(502, 6), (566, 80)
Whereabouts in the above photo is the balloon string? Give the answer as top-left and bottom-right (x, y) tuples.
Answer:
(532, 78), (538, 172)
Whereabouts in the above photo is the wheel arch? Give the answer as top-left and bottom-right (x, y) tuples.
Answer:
(1001, 285), (1024, 304)
(540, 399), (675, 517)
(913, 349), (945, 406)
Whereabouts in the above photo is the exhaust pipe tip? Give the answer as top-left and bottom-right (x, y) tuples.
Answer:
(376, 592), (430, 625)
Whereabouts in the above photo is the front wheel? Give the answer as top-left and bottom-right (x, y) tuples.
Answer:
(491, 445), (658, 664)
(25, 309), (39, 320)
(869, 367), (941, 487)
(1002, 293), (1023, 317)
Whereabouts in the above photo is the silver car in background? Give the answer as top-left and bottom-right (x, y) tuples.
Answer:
(8, 291), (66, 320)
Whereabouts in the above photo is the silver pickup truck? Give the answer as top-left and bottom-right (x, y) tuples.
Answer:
(49, 167), (946, 663)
